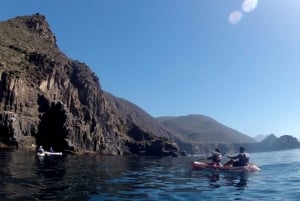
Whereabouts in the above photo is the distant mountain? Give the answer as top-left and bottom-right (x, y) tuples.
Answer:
(102, 92), (173, 140)
(242, 134), (300, 152)
(260, 134), (278, 144)
(157, 114), (255, 144)
(253, 134), (270, 142)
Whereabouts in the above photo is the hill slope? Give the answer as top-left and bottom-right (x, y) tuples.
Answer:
(157, 114), (255, 144)
(102, 92), (175, 140)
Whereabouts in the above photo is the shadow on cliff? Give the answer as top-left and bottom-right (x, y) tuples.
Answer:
(36, 95), (68, 152)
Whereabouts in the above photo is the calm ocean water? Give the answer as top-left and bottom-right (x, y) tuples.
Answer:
(1, 149), (300, 201)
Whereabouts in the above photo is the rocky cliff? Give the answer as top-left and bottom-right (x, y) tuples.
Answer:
(0, 14), (178, 156)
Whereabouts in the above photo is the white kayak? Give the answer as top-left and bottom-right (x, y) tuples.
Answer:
(37, 151), (63, 156)
(45, 151), (63, 156)
(37, 152), (45, 157)
(192, 161), (260, 172)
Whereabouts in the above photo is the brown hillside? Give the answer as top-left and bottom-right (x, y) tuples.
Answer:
(157, 114), (255, 143)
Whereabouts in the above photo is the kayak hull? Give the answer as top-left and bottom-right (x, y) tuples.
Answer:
(44, 151), (63, 156)
(192, 161), (260, 172)
(37, 152), (45, 157)
(37, 151), (63, 156)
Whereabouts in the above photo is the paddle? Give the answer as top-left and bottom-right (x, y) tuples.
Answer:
(197, 156), (208, 161)
(197, 150), (230, 165)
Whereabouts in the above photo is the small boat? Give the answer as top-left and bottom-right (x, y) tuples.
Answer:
(192, 161), (260, 172)
(36, 151), (63, 156)
(44, 151), (63, 156)
(37, 152), (45, 157)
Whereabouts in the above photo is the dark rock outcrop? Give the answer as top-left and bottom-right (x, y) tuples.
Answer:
(0, 14), (178, 156)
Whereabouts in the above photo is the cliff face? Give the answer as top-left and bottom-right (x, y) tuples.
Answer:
(0, 14), (178, 156)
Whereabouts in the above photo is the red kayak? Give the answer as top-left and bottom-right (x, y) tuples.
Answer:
(192, 161), (260, 172)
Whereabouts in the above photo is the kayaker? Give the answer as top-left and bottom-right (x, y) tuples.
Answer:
(37, 145), (44, 154)
(207, 148), (222, 167)
(225, 147), (250, 167)
(49, 147), (54, 153)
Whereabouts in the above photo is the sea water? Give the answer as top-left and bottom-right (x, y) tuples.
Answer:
(0, 149), (300, 201)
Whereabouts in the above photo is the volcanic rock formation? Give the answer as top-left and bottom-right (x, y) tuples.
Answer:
(0, 14), (178, 156)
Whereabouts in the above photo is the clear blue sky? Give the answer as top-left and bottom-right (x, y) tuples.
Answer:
(1, 0), (300, 138)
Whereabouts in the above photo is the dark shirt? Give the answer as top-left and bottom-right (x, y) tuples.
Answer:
(229, 152), (249, 166)
(37, 147), (44, 153)
(207, 153), (222, 163)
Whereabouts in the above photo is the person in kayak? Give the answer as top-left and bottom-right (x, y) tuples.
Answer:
(49, 147), (54, 153)
(224, 147), (250, 167)
(206, 148), (222, 167)
(37, 145), (44, 154)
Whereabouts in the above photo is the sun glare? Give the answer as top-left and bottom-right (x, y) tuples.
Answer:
(242, 0), (258, 13)
(228, 0), (258, 25)
(228, 11), (243, 25)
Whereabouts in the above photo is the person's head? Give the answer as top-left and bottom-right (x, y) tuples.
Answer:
(239, 147), (245, 153)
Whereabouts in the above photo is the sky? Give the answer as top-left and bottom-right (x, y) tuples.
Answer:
(1, 0), (300, 138)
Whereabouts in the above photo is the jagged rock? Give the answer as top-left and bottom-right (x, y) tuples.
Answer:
(24, 13), (57, 44)
(0, 14), (179, 156)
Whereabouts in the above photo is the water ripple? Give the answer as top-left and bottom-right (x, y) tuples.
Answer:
(1, 150), (300, 200)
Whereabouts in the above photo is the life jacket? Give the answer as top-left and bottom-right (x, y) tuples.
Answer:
(238, 153), (249, 165)
(213, 153), (222, 162)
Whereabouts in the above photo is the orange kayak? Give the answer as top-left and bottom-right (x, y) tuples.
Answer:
(192, 161), (260, 172)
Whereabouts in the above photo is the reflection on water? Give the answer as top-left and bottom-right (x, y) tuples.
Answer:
(191, 169), (249, 190)
(2, 149), (300, 200)
(0, 150), (260, 201)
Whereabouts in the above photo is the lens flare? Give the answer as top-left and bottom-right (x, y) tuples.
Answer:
(228, 11), (243, 25)
(242, 0), (258, 13)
